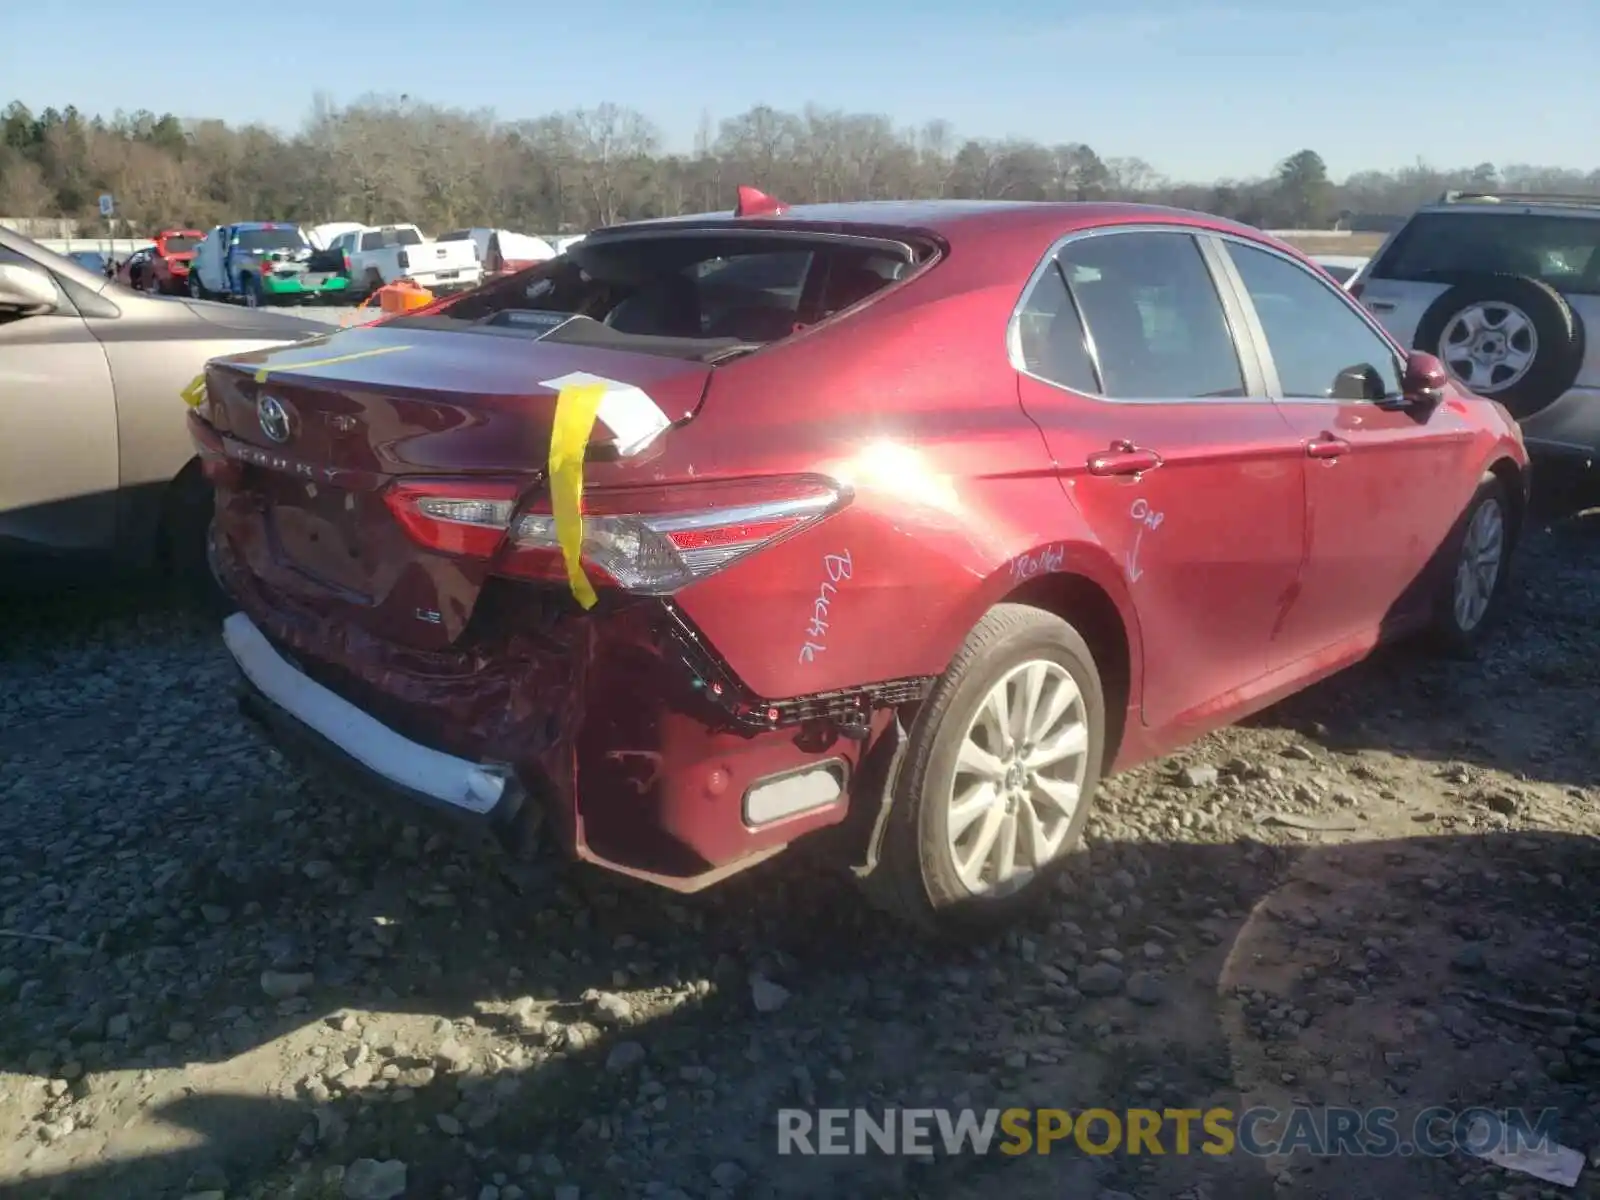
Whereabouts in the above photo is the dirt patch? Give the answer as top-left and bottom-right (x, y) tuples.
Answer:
(1278, 232), (1388, 256)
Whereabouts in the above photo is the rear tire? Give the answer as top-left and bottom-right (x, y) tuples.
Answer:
(868, 604), (1105, 938)
(1427, 473), (1515, 656)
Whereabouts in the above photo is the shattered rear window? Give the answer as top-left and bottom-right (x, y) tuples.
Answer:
(391, 230), (930, 359)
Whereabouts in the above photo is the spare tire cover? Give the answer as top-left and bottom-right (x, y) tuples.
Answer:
(1412, 273), (1585, 419)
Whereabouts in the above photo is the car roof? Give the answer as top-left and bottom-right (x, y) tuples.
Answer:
(600, 199), (1267, 245)
(1412, 193), (1600, 221)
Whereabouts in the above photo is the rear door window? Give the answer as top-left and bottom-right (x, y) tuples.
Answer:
(1058, 232), (1246, 399)
(1377, 212), (1600, 295)
(1013, 256), (1099, 393)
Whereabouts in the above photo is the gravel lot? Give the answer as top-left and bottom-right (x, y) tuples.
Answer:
(3, 497), (1600, 1199)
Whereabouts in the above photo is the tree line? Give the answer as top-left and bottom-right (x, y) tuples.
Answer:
(2, 95), (1597, 236)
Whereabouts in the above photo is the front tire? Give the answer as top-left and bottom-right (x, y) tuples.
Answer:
(1429, 473), (1514, 655)
(871, 604), (1106, 937)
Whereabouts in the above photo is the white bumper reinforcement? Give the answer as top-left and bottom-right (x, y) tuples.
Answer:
(222, 612), (508, 815)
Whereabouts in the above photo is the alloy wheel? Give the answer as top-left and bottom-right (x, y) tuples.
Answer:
(946, 659), (1090, 898)
(1454, 497), (1505, 632)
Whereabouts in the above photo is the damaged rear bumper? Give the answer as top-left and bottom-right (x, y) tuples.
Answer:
(225, 613), (524, 828)
(218, 598), (881, 892)
(225, 614), (518, 825)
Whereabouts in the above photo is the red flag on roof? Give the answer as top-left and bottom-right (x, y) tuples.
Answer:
(734, 186), (787, 217)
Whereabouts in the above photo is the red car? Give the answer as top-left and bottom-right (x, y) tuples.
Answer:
(187, 192), (1528, 933)
(132, 228), (204, 294)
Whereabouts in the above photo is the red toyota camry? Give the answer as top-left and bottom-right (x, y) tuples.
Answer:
(187, 191), (1528, 934)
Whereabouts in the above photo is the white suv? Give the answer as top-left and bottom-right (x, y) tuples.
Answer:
(1355, 192), (1600, 461)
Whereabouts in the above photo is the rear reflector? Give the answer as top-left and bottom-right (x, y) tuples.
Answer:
(382, 475), (845, 596)
(743, 762), (846, 826)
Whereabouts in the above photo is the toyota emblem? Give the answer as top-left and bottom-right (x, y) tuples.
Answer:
(257, 394), (293, 443)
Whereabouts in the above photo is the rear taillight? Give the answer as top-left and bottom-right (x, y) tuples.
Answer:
(397, 249), (410, 271)
(342, 253), (351, 274)
(260, 259), (275, 276)
(383, 479), (520, 558)
(383, 476), (844, 595)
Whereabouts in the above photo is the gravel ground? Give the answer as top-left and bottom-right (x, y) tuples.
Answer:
(3, 503), (1600, 1200)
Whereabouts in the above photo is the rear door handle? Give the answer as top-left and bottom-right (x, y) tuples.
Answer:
(1306, 434), (1351, 460)
(1087, 443), (1163, 477)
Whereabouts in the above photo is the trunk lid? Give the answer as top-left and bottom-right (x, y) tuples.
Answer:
(206, 324), (710, 649)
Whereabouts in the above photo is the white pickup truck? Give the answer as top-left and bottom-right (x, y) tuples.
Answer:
(327, 224), (483, 296)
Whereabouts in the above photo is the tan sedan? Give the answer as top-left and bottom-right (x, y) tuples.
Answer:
(0, 227), (326, 592)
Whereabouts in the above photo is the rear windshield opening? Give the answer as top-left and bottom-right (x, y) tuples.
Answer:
(162, 235), (198, 253)
(360, 227), (425, 251)
(394, 231), (934, 359)
(436, 230), (473, 242)
(237, 228), (307, 253)
(1377, 212), (1600, 295)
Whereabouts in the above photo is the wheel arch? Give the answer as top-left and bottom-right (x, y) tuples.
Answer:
(1001, 569), (1137, 770)
(1485, 454), (1527, 540)
(837, 552), (1143, 887)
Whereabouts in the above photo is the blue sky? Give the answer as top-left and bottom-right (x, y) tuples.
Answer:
(3, 0), (1595, 181)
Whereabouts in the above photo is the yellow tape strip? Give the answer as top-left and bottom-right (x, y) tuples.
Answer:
(252, 343), (411, 383)
(179, 374), (207, 408)
(548, 382), (607, 610)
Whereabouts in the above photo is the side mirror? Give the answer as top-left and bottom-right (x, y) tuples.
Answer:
(1331, 363), (1385, 402)
(1400, 350), (1448, 406)
(0, 262), (59, 314)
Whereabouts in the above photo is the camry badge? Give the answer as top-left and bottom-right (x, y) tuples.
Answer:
(258, 394), (293, 444)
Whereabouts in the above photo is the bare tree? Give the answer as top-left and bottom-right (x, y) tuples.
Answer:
(568, 104), (661, 227)
(0, 155), (53, 216)
(1, 95), (1595, 235)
